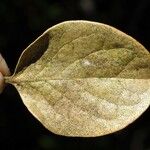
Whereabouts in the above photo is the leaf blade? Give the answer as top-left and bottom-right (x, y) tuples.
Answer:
(7, 21), (150, 137)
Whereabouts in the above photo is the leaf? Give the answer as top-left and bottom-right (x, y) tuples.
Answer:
(5, 21), (150, 137)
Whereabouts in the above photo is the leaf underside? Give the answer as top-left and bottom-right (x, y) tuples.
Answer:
(6, 21), (150, 137)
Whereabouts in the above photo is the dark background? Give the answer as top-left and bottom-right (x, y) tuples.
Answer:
(0, 0), (150, 150)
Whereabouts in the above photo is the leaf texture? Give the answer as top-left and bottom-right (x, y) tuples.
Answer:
(6, 21), (150, 137)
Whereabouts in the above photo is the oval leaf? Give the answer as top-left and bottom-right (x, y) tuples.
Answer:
(6, 21), (150, 137)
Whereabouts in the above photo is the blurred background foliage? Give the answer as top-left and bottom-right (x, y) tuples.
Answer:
(0, 0), (150, 150)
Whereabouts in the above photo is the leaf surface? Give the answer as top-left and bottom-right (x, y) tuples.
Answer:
(6, 21), (150, 137)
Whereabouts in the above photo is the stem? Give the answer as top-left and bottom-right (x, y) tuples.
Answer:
(4, 76), (13, 84)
